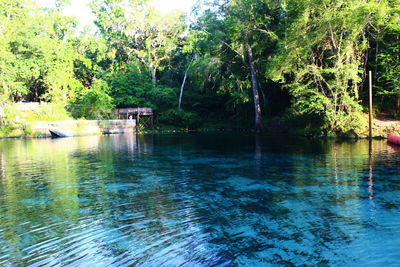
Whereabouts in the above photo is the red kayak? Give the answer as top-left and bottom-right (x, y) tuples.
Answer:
(388, 133), (400, 145)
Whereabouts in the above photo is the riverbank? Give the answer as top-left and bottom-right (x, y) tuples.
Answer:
(263, 115), (400, 140)
(0, 120), (136, 139)
(0, 117), (399, 140)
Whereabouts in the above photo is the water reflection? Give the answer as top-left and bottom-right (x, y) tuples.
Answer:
(369, 141), (374, 200)
(0, 134), (399, 266)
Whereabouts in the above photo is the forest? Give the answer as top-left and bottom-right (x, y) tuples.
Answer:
(0, 0), (399, 136)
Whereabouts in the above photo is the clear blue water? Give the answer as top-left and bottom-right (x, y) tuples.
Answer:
(0, 133), (399, 266)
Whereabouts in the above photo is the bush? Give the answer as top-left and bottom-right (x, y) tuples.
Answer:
(158, 109), (201, 129)
(1, 102), (71, 122)
(69, 79), (115, 119)
(24, 103), (72, 121)
(147, 86), (178, 111)
(107, 67), (152, 107)
(282, 106), (368, 137)
(0, 124), (17, 137)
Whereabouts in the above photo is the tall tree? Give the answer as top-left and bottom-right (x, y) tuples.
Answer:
(375, 0), (400, 112)
(267, 0), (390, 133)
(91, 0), (184, 88)
(0, 0), (80, 102)
(191, 0), (278, 131)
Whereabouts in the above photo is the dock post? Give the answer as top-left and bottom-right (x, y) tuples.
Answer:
(369, 70), (373, 139)
(136, 112), (140, 131)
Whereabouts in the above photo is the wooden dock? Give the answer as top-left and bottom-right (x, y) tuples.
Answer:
(115, 107), (153, 128)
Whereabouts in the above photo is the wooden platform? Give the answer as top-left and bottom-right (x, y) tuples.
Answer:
(115, 107), (153, 128)
(115, 108), (153, 118)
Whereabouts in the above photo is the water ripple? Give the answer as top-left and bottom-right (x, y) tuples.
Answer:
(1, 135), (400, 266)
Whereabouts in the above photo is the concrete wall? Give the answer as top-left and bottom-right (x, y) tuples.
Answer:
(28, 119), (136, 137)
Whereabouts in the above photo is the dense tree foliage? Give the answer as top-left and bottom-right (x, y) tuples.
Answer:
(0, 0), (79, 103)
(0, 0), (399, 134)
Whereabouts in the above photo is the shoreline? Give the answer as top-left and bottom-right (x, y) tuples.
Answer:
(0, 119), (136, 140)
(0, 125), (392, 141)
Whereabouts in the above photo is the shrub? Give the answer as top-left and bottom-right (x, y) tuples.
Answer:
(24, 103), (72, 121)
(158, 109), (201, 129)
(147, 86), (178, 111)
(69, 79), (115, 119)
(0, 124), (17, 137)
(1, 102), (71, 122)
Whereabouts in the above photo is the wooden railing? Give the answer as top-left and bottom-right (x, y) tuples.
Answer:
(116, 107), (153, 115)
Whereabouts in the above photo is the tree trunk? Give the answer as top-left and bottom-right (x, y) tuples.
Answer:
(259, 85), (267, 114)
(360, 48), (368, 100)
(397, 36), (400, 115)
(397, 93), (400, 115)
(374, 42), (379, 79)
(178, 67), (189, 110)
(179, 58), (195, 110)
(149, 66), (157, 89)
(246, 37), (264, 133)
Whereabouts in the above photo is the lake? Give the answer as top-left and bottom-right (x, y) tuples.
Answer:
(0, 133), (399, 266)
